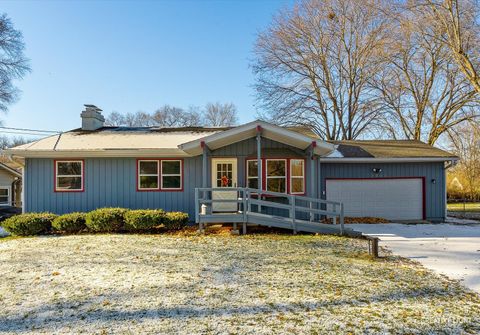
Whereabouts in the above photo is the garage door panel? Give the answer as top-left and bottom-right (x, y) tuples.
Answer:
(326, 179), (423, 220)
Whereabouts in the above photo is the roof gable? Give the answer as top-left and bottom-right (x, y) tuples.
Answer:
(0, 162), (21, 177)
(179, 120), (335, 156)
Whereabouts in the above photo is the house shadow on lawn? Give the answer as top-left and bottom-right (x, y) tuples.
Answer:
(0, 282), (478, 333)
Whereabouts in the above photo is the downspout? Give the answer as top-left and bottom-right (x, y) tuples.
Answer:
(11, 178), (20, 207)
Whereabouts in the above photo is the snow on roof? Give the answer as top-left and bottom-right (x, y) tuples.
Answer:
(9, 127), (225, 152)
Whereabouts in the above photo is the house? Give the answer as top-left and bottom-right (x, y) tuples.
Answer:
(0, 162), (22, 207)
(3, 105), (458, 222)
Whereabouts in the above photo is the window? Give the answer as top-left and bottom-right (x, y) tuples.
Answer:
(137, 159), (183, 191)
(290, 159), (305, 194)
(247, 160), (259, 189)
(0, 187), (9, 205)
(161, 160), (182, 190)
(266, 159), (287, 193)
(55, 160), (84, 192)
(138, 160), (159, 190)
(246, 158), (306, 194)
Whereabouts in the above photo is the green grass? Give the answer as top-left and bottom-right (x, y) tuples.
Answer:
(0, 234), (478, 334)
(447, 202), (480, 212)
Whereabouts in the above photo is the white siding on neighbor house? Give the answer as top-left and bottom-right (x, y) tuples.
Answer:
(0, 169), (15, 205)
(326, 178), (424, 220)
(0, 169), (15, 186)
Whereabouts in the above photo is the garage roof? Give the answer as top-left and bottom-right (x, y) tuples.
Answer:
(325, 140), (458, 161)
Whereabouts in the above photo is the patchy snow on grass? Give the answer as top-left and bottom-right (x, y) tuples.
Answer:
(0, 234), (479, 334)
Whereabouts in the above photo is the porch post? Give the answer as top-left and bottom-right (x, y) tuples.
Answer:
(256, 126), (262, 190)
(256, 125), (262, 216)
(201, 141), (208, 188)
(310, 141), (316, 221)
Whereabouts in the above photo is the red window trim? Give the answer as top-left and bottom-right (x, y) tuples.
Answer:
(54, 159), (85, 193)
(136, 158), (184, 192)
(245, 157), (306, 196)
(324, 177), (426, 220)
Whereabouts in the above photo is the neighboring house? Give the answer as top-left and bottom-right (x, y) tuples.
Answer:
(3, 105), (458, 222)
(0, 162), (22, 207)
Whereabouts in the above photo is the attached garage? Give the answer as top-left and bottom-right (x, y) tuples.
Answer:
(320, 140), (459, 222)
(325, 178), (424, 220)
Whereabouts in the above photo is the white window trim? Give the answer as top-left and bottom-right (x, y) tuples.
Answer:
(138, 160), (160, 190)
(161, 160), (182, 190)
(55, 160), (84, 192)
(266, 159), (287, 193)
(290, 159), (305, 194)
(0, 186), (11, 206)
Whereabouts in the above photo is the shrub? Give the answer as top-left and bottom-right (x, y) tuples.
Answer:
(52, 212), (87, 233)
(124, 209), (165, 231)
(164, 212), (189, 230)
(85, 208), (127, 232)
(1, 213), (57, 236)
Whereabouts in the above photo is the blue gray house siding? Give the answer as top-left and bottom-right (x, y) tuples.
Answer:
(23, 137), (446, 222)
(24, 137), (311, 219)
(319, 162), (446, 221)
(25, 156), (203, 218)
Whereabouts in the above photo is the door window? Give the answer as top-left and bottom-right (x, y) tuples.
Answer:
(216, 163), (233, 187)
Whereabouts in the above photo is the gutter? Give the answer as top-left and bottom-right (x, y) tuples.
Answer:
(319, 157), (459, 163)
(2, 148), (191, 158)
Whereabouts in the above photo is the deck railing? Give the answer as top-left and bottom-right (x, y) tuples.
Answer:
(194, 187), (345, 234)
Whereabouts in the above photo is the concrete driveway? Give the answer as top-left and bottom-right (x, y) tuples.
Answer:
(350, 223), (480, 293)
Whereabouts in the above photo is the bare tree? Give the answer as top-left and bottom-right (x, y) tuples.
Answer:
(0, 13), (30, 115)
(0, 135), (30, 149)
(373, 4), (480, 145)
(447, 122), (480, 200)
(420, 0), (480, 93)
(152, 105), (202, 127)
(105, 111), (153, 127)
(203, 102), (238, 127)
(252, 0), (393, 140)
(105, 102), (237, 128)
(105, 111), (126, 126)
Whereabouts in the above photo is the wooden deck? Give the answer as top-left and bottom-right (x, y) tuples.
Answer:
(195, 188), (362, 237)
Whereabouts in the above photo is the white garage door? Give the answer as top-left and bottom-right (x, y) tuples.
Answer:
(326, 178), (424, 220)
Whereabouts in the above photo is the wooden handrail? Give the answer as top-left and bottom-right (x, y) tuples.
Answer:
(195, 187), (345, 235)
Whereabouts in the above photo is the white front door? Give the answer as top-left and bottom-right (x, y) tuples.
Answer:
(211, 158), (238, 212)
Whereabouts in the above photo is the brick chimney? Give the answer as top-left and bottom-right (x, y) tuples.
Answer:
(81, 104), (105, 131)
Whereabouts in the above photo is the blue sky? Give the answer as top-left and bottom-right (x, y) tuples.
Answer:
(1, 0), (292, 138)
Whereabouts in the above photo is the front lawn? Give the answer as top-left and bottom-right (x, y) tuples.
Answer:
(0, 233), (479, 334)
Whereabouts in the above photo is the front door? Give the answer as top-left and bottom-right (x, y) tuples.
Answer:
(211, 158), (238, 212)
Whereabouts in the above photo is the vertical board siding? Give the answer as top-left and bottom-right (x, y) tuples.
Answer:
(320, 162), (446, 221)
(24, 138), (311, 220)
(24, 141), (446, 222)
(25, 157), (203, 219)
